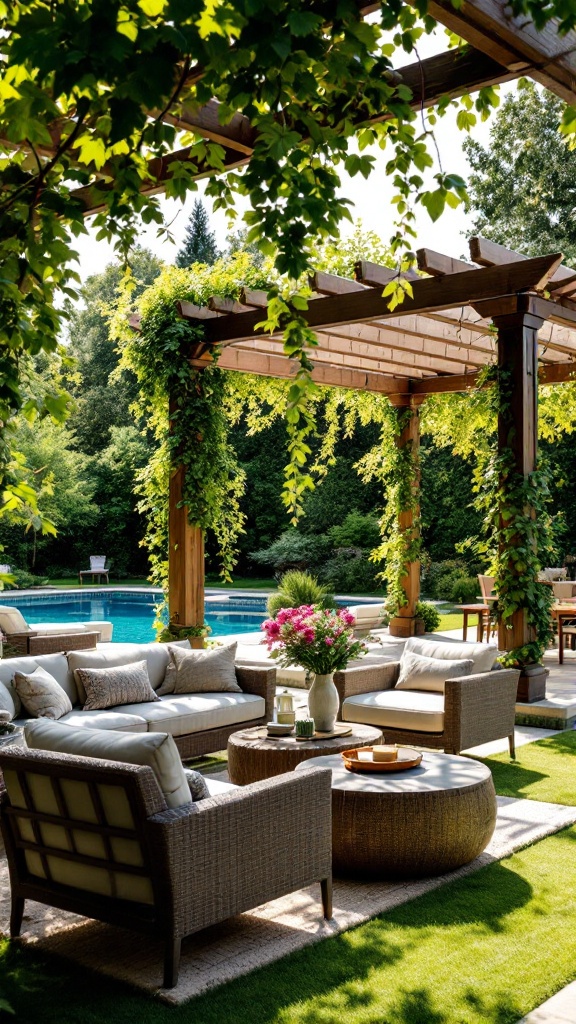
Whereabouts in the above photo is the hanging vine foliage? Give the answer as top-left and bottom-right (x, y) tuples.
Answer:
(112, 254), (267, 589)
(471, 365), (554, 667)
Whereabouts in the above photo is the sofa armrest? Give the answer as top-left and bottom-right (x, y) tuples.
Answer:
(147, 767), (332, 935)
(333, 661), (400, 711)
(235, 664), (276, 720)
(443, 668), (520, 752)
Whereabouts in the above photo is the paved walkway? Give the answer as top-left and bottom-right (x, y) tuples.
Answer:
(518, 981), (576, 1023)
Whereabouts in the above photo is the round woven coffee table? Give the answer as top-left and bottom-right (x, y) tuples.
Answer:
(295, 751), (496, 878)
(227, 724), (382, 785)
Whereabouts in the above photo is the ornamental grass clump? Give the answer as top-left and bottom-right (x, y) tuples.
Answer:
(261, 605), (367, 674)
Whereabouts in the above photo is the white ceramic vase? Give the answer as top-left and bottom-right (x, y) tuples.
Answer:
(307, 672), (339, 732)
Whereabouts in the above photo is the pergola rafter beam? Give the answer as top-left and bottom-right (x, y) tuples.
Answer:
(186, 255), (564, 347)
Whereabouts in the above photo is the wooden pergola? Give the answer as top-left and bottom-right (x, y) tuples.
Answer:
(51, 2), (576, 216)
(161, 235), (576, 664)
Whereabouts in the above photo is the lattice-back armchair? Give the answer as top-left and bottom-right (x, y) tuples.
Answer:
(0, 747), (332, 988)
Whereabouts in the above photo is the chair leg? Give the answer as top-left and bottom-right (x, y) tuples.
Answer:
(163, 937), (181, 989)
(10, 896), (24, 938)
(321, 876), (333, 920)
(508, 732), (516, 760)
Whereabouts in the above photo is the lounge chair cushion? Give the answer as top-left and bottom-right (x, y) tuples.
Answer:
(75, 660), (160, 712)
(0, 605), (29, 634)
(113, 691), (266, 737)
(14, 666), (73, 721)
(164, 642), (242, 695)
(24, 719), (192, 809)
(342, 689), (445, 733)
(404, 636), (498, 674)
(396, 650), (473, 693)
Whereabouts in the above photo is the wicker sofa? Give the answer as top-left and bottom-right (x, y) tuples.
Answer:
(0, 745), (332, 987)
(333, 636), (520, 756)
(0, 641), (276, 759)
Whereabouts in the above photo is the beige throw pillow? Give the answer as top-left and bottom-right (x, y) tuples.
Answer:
(14, 666), (73, 720)
(155, 641), (193, 696)
(395, 650), (473, 694)
(168, 642), (241, 694)
(75, 660), (160, 711)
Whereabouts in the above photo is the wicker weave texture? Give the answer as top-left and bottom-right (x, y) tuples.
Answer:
(3, 631), (101, 657)
(227, 724), (382, 785)
(331, 773), (496, 877)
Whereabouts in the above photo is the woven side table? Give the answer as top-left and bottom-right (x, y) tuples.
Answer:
(227, 723), (382, 785)
(295, 751), (496, 878)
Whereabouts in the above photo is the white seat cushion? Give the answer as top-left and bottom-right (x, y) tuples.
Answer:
(342, 690), (445, 733)
(205, 777), (238, 796)
(404, 636), (498, 674)
(0, 606), (29, 633)
(31, 622), (88, 635)
(112, 692), (266, 737)
(56, 709), (148, 733)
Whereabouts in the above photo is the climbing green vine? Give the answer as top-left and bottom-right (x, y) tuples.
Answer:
(473, 364), (554, 667)
(365, 404), (422, 616)
(113, 256), (266, 591)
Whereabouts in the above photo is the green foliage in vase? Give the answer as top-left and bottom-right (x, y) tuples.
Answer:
(266, 570), (335, 618)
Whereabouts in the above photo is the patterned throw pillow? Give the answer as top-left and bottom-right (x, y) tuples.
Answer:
(76, 660), (160, 711)
(183, 768), (210, 801)
(14, 666), (73, 720)
(168, 643), (241, 695)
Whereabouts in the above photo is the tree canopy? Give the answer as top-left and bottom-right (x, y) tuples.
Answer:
(464, 80), (576, 263)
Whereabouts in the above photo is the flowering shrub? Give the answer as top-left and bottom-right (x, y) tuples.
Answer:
(261, 605), (367, 674)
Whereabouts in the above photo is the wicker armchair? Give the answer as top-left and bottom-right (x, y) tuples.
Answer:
(333, 660), (520, 756)
(0, 747), (333, 989)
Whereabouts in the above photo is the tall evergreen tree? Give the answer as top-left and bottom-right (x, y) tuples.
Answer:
(175, 199), (219, 268)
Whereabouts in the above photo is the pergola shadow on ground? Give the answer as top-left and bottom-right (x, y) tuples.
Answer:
(158, 235), (576, 673)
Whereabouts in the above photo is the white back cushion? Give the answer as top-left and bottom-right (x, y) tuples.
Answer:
(68, 640), (190, 700)
(0, 605), (29, 634)
(24, 719), (191, 809)
(404, 636), (498, 674)
(0, 653), (73, 701)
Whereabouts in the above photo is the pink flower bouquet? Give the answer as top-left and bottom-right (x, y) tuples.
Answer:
(261, 605), (367, 674)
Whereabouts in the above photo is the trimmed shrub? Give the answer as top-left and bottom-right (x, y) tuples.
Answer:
(266, 570), (336, 618)
(416, 600), (441, 633)
(318, 550), (381, 594)
(450, 576), (479, 604)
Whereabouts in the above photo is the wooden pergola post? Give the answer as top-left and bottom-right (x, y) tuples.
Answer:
(168, 398), (205, 645)
(388, 395), (426, 639)
(493, 301), (546, 700)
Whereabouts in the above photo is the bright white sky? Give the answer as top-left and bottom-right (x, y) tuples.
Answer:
(71, 27), (517, 282)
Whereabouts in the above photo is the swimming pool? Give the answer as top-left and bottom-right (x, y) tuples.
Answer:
(0, 591), (270, 644)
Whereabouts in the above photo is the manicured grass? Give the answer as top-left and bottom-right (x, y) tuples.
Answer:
(2, 828), (576, 1024)
(205, 577), (277, 590)
(475, 731), (576, 806)
(436, 611), (469, 632)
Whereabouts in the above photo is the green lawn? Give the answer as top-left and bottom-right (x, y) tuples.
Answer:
(475, 731), (576, 806)
(2, 732), (576, 1023)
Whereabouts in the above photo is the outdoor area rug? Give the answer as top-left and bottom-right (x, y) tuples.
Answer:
(1, 795), (574, 1006)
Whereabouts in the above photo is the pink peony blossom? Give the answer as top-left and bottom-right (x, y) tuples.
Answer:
(325, 637), (334, 645)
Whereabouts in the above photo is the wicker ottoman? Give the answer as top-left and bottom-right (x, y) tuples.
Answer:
(295, 751), (497, 878)
(227, 724), (382, 785)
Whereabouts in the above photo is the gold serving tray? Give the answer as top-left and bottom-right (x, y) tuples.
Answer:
(341, 746), (423, 772)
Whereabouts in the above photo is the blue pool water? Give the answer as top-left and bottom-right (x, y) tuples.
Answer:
(0, 591), (269, 644)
